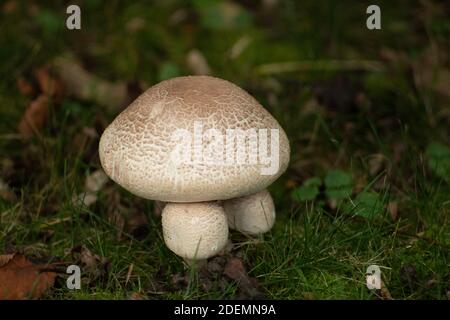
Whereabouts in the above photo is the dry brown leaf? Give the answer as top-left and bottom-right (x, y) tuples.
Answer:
(369, 153), (387, 176)
(2, 0), (17, 14)
(413, 47), (450, 100)
(18, 94), (49, 139)
(71, 246), (109, 281)
(223, 257), (246, 282)
(129, 292), (144, 300)
(223, 257), (265, 299)
(125, 17), (146, 32)
(34, 67), (64, 99)
(126, 211), (149, 240)
(0, 254), (15, 267)
(108, 209), (126, 240)
(53, 57), (127, 111)
(380, 280), (393, 300)
(0, 178), (16, 202)
(0, 253), (59, 299)
(388, 201), (398, 221)
(16, 76), (35, 96)
(285, 179), (297, 189)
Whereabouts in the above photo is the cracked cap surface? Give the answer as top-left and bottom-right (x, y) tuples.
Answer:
(99, 76), (290, 202)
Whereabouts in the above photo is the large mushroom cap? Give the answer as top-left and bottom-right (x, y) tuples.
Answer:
(99, 76), (290, 202)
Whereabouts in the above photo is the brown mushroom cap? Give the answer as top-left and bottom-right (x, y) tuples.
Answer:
(99, 76), (290, 202)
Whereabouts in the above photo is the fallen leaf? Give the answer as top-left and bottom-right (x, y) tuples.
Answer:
(206, 256), (226, 274)
(126, 211), (149, 240)
(33, 67), (64, 99)
(0, 253), (59, 299)
(388, 201), (398, 221)
(71, 246), (109, 283)
(0, 178), (16, 202)
(53, 57), (127, 111)
(171, 273), (189, 290)
(426, 279), (438, 289)
(18, 94), (49, 139)
(285, 179), (297, 189)
(223, 257), (265, 299)
(129, 292), (144, 300)
(0, 253), (15, 267)
(2, 0), (17, 14)
(1, 158), (14, 179)
(109, 209), (126, 240)
(169, 9), (188, 25)
(369, 153), (387, 176)
(413, 47), (450, 100)
(16, 76), (35, 96)
(125, 17), (146, 32)
(380, 281), (393, 300)
(223, 257), (246, 282)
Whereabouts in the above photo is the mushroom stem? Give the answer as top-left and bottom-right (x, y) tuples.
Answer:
(162, 202), (229, 261)
(223, 189), (276, 235)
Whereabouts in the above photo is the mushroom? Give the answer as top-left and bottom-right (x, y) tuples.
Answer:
(224, 189), (275, 235)
(162, 202), (228, 262)
(99, 76), (290, 263)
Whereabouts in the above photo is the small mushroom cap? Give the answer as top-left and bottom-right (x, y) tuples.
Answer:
(99, 76), (290, 202)
(162, 202), (228, 260)
(224, 189), (275, 235)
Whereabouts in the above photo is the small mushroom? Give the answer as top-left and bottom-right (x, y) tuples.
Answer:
(99, 76), (290, 263)
(162, 202), (228, 261)
(224, 189), (275, 235)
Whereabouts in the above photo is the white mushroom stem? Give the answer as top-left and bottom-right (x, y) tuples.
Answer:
(223, 189), (276, 235)
(161, 202), (229, 262)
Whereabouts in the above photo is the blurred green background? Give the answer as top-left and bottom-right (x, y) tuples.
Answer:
(0, 0), (449, 299)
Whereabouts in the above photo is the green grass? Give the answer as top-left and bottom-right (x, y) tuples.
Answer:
(0, 0), (449, 299)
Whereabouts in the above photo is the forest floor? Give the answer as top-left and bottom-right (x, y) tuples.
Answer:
(0, 1), (449, 299)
